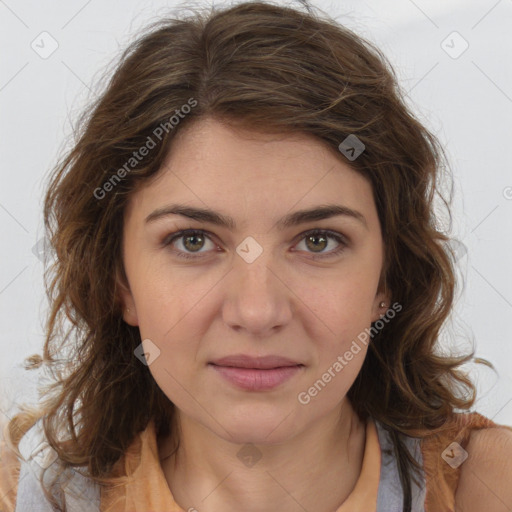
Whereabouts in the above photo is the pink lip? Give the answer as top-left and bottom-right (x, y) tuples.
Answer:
(209, 364), (303, 391)
(208, 354), (304, 391)
(210, 354), (301, 369)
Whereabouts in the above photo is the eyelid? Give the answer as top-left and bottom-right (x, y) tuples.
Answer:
(291, 229), (348, 258)
(162, 227), (349, 259)
(161, 228), (219, 248)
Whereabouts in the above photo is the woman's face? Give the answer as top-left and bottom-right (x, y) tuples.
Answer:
(120, 117), (389, 444)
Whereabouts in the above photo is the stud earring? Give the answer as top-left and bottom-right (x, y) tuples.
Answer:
(379, 301), (386, 308)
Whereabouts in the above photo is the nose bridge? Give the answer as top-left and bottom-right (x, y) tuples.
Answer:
(222, 238), (292, 334)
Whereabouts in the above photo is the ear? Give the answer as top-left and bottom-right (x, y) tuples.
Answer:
(115, 266), (139, 326)
(370, 288), (392, 323)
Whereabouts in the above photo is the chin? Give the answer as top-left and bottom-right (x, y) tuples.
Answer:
(215, 408), (300, 446)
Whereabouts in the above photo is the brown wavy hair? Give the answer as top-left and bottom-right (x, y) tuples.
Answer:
(7, 1), (487, 510)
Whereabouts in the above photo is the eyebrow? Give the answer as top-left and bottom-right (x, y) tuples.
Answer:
(145, 203), (368, 230)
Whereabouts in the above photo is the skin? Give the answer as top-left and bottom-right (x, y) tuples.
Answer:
(119, 116), (390, 512)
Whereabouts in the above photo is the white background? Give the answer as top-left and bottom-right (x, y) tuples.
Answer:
(1, 0), (511, 425)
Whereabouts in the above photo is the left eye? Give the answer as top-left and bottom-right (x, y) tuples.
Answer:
(293, 230), (347, 257)
(162, 229), (348, 260)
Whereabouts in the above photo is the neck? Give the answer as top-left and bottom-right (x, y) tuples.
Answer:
(159, 399), (367, 512)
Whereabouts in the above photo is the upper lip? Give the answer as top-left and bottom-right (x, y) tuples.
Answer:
(209, 354), (303, 369)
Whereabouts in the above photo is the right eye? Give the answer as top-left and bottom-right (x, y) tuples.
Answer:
(162, 229), (219, 259)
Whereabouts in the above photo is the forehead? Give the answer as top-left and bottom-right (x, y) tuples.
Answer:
(161, 116), (353, 182)
(125, 117), (378, 231)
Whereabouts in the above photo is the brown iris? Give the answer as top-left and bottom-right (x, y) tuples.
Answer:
(305, 233), (327, 252)
(183, 233), (205, 252)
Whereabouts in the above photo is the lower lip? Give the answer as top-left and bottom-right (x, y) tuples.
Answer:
(209, 364), (303, 391)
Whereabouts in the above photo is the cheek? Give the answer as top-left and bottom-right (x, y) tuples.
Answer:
(296, 340), (368, 415)
(130, 267), (213, 378)
(296, 270), (378, 340)
(131, 262), (213, 336)
(136, 300), (205, 415)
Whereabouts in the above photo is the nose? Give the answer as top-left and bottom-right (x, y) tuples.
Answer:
(221, 250), (293, 337)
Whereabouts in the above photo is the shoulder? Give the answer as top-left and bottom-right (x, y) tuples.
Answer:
(0, 425), (22, 512)
(455, 424), (512, 512)
(0, 416), (58, 512)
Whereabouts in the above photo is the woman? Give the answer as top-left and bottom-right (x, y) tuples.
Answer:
(1, 1), (511, 511)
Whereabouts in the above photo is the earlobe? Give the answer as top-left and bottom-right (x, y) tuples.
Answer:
(123, 305), (139, 326)
(116, 268), (139, 326)
(120, 289), (139, 326)
(371, 292), (392, 323)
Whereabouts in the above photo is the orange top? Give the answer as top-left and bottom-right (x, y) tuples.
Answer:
(1, 412), (509, 512)
(100, 416), (381, 511)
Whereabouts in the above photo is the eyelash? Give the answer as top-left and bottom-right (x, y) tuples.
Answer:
(161, 228), (348, 261)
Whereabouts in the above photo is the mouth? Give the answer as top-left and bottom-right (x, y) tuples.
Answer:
(208, 355), (304, 391)
(209, 354), (303, 369)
